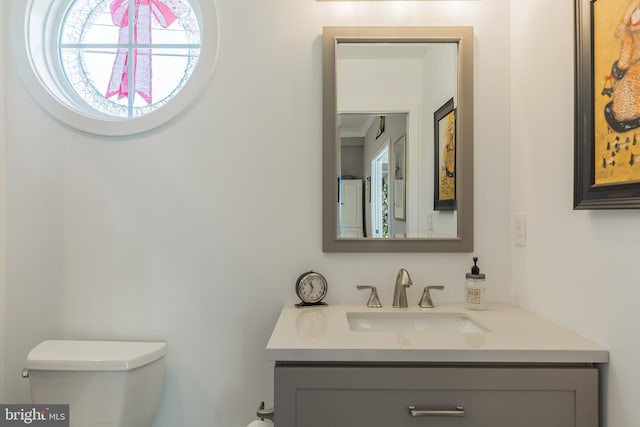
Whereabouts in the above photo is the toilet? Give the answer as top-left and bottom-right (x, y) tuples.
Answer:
(25, 340), (167, 427)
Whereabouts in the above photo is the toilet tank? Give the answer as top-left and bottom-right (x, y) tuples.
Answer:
(26, 340), (167, 427)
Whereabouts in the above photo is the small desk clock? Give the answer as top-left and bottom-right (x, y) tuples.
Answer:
(295, 271), (328, 307)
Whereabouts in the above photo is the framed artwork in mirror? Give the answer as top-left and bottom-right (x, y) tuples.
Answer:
(393, 134), (406, 220)
(375, 116), (385, 140)
(575, 0), (640, 209)
(434, 98), (456, 211)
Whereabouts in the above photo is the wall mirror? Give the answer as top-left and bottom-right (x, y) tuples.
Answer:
(322, 26), (474, 252)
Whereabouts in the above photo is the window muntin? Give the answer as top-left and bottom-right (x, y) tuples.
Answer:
(58, 0), (202, 119)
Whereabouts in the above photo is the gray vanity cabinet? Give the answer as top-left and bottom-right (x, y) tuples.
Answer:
(274, 363), (598, 427)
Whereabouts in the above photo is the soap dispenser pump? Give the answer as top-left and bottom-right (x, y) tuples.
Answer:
(465, 257), (487, 310)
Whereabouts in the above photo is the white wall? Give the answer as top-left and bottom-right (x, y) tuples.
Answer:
(511, 1), (640, 426)
(2, 1), (512, 426)
(421, 44), (458, 237)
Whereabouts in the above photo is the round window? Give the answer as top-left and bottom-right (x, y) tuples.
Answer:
(14, 0), (219, 136)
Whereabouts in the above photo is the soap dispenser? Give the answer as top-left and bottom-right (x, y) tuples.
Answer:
(465, 257), (487, 310)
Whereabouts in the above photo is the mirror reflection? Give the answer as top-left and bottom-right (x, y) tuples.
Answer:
(336, 42), (458, 239)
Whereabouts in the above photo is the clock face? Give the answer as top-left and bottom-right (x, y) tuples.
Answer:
(296, 272), (328, 304)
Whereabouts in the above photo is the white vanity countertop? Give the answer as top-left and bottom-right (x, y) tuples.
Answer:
(266, 304), (609, 364)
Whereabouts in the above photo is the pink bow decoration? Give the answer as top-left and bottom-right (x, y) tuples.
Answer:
(106, 0), (179, 104)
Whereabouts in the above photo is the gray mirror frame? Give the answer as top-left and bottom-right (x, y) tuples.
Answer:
(322, 26), (474, 252)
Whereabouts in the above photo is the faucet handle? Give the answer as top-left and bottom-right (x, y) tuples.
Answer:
(356, 285), (383, 308)
(419, 285), (444, 308)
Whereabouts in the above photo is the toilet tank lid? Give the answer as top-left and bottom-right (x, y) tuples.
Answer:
(26, 340), (168, 371)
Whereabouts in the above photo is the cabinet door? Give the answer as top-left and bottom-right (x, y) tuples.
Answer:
(275, 365), (598, 427)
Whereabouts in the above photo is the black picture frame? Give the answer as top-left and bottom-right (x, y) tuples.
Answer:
(434, 98), (456, 211)
(574, 0), (640, 209)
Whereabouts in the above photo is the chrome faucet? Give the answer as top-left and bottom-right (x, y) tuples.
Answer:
(392, 268), (413, 308)
(419, 285), (444, 308)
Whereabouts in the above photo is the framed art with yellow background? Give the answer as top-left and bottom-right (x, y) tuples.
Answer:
(434, 98), (456, 211)
(575, 0), (640, 208)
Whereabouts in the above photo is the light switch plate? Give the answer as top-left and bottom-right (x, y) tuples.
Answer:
(514, 213), (526, 247)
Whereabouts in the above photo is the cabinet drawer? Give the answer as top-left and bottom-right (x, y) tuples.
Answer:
(275, 364), (598, 427)
(298, 388), (574, 427)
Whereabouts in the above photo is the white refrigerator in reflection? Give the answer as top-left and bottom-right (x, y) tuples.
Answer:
(338, 179), (364, 238)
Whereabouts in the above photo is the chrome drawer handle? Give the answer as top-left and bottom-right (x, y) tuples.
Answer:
(408, 405), (465, 417)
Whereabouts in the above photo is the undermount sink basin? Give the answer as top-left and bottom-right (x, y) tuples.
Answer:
(347, 312), (489, 334)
